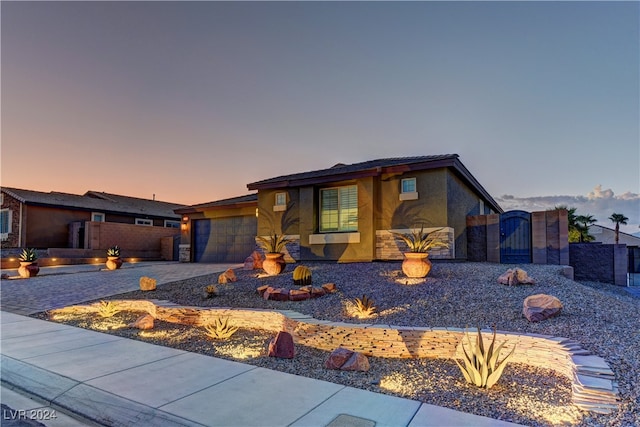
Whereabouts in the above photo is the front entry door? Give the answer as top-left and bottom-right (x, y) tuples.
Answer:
(500, 210), (532, 263)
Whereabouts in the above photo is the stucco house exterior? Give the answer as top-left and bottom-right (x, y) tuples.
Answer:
(178, 154), (503, 263)
(1, 187), (184, 252)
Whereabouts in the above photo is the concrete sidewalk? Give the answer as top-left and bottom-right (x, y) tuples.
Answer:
(1, 312), (523, 427)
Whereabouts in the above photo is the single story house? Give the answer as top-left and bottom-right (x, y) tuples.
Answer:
(1, 187), (185, 250)
(177, 154), (503, 263)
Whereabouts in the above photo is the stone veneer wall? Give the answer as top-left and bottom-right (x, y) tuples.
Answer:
(376, 228), (454, 260)
(53, 299), (619, 414)
(254, 235), (300, 262)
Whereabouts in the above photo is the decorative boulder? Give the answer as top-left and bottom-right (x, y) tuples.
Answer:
(244, 257), (255, 270)
(269, 288), (290, 301)
(251, 251), (264, 269)
(128, 314), (154, 330)
(497, 268), (535, 286)
(257, 285), (269, 297)
(218, 269), (237, 284)
(139, 276), (157, 291)
(289, 289), (311, 301)
(324, 347), (370, 372)
(268, 331), (295, 358)
(321, 283), (337, 293)
(523, 294), (563, 322)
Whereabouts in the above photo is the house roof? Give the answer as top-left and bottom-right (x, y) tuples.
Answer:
(175, 193), (258, 214)
(247, 154), (502, 213)
(1, 187), (184, 219)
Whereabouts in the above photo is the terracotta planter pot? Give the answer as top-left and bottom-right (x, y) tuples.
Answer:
(401, 252), (432, 278)
(263, 253), (286, 276)
(18, 262), (40, 278)
(106, 256), (123, 270)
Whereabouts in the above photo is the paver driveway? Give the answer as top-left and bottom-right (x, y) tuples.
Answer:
(0, 262), (239, 315)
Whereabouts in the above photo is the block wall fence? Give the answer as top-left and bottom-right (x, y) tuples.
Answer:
(466, 210), (569, 264)
(84, 221), (179, 259)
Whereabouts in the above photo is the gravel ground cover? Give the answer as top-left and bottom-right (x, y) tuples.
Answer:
(40, 262), (640, 427)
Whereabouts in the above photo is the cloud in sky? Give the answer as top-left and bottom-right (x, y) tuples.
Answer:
(496, 185), (640, 235)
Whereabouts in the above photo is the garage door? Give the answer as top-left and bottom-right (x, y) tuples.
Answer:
(193, 216), (257, 263)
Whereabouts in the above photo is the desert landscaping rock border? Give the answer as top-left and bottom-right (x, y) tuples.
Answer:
(50, 299), (619, 414)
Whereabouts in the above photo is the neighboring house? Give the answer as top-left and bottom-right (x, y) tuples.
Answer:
(1, 187), (185, 250)
(589, 224), (640, 246)
(177, 154), (502, 263)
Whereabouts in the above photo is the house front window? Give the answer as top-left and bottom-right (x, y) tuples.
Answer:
(92, 212), (105, 222)
(164, 220), (180, 228)
(400, 178), (418, 201)
(274, 192), (287, 212)
(136, 218), (153, 226)
(319, 185), (358, 232)
(0, 208), (11, 241)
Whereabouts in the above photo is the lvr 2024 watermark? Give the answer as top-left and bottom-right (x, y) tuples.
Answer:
(2, 407), (58, 421)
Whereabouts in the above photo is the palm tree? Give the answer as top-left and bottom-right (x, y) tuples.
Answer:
(552, 205), (580, 242)
(575, 214), (597, 243)
(609, 213), (629, 244)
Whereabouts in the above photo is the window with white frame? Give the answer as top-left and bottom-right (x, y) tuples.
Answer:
(319, 185), (358, 232)
(92, 212), (105, 222)
(273, 192), (287, 211)
(400, 178), (418, 200)
(0, 208), (11, 240)
(164, 220), (180, 228)
(135, 218), (153, 226)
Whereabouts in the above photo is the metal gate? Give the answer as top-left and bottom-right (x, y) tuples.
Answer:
(500, 210), (532, 263)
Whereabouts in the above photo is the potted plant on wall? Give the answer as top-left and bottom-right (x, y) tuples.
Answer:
(256, 232), (292, 276)
(106, 245), (123, 270)
(392, 227), (448, 278)
(18, 248), (40, 278)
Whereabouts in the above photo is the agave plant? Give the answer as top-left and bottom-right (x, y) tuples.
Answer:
(454, 326), (516, 389)
(348, 295), (377, 318)
(392, 227), (448, 253)
(18, 248), (38, 262)
(256, 232), (292, 254)
(203, 317), (239, 340)
(96, 300), (121, 318)
(107, 246), (121, 257)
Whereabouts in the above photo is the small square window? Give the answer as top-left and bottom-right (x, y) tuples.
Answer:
(275, 192), (287, 206)
(399, 178), (418, 201)
(92, 212), (105, 222)
(273, 192), (287, 211)
(401, 178), (416, 193)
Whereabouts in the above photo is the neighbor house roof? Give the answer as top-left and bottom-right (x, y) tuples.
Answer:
(175, 193), (258, 214)
(1, 187), (184, 219)
(247, 154), (502, 213)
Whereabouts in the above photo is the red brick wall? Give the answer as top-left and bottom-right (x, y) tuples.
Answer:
(85, 221), (179, 253)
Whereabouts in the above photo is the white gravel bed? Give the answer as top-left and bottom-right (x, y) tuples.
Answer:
(47, 262), (640, 427)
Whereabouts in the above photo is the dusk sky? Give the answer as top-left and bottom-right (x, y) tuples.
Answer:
(2, 1), (638, 233)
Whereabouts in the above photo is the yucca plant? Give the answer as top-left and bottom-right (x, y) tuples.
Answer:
(96, 300), (121, 318)
(203, 317), (239, 340)
(392, 227), (448, 253)
(256, 232), (292, 254)
(18, 248), (38, 262)
(454, 327), (516, 389)
(107, 246), (121, 257)
(349, 295), (377, 318)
